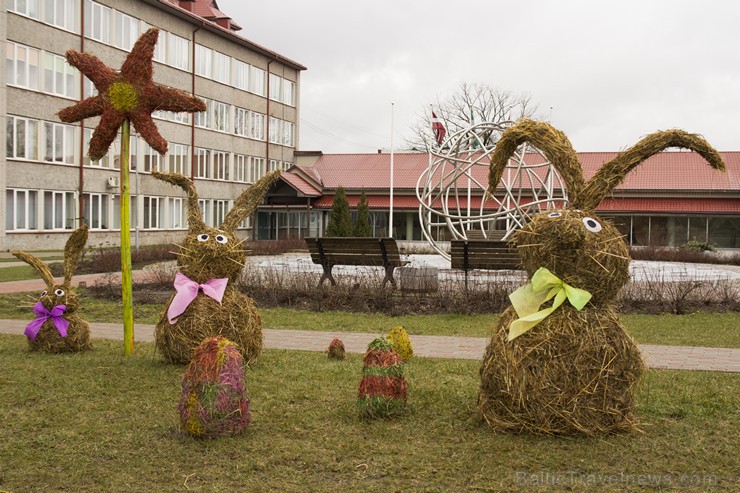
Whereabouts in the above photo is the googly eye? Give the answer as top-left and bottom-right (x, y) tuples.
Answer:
(547, 212), (562, 218)
(54, 288), (65, 297)
(582, 217), (602, 233)
(41, 290), (48, 297)
(197, 234), (209, 242)
(215, 235), (228, 244)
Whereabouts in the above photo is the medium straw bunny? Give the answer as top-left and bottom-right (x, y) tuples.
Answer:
(11, 225), (92, 353)
(151, 170), (281, 364)
(478, 119), (726, 435)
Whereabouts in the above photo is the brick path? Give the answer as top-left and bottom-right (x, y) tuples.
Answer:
(0, 319), (737, 372)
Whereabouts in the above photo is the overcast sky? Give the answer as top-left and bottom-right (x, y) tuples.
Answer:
(218, 0), (740, 154)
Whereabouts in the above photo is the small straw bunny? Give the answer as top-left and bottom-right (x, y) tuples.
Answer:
(11, 225), (92, 353)
(151, 170), (281, 364)
(478, 119), (726, 435)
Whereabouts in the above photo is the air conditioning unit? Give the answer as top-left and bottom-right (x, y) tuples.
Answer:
(107, 176), (120, 188)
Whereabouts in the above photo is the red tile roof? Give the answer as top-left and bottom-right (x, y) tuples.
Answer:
(311, 195), (740, 214)
(297, 151), (740, 193)
(280, 173), (321, 197)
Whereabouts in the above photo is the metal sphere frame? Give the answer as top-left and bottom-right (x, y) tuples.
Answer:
(415, 122), (569, 260)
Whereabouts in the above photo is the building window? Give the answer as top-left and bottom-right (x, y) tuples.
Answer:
(43, 191), (75, 230)
(143, 196), (165, 229)
(45, 0), (78, 32)
(194, 98), (211, 128)
(233, 59), (249, 90)
(282, 79), (295, 106)
(213, 51), (230, 84)
(7, 116), (39, 160)
(168, 143), (189, 175)
(43, 52), (78, 99)
(282, 121), (294, 147)
(8, 0), (41, 20)
(83, 75), (97, 98)
(6, 189), (39, 231)
(213, 151), (229, 181)
(44, 122), (75, 164)
(114, 11), (140, 51)
(212, 100), (230, 132)
(142, 142), (162, 172)
(195, 148), (210, 178)
(250, 66), (265, 96)
(168, 197), (185, 229)
(82, 193), (110, 229)
(6, 42), (40, 90)
(269, 73), (281, 101)
(167, 32), (189, 70)
(195, 44), (212, 78)
(251, 157), (265, 181)
(84, 0), (111, 44)
(198, 199), (212, 226)
(234, 107), (250, 136)
(268, 117), (280, 144)
(250, 112), (265, 140)
(214, 200), (229, 226)
(213, 200), (226, 226)
(234, 154), (248, 182)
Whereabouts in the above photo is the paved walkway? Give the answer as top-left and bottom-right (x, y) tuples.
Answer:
(0, 270), (738, 373)
(0, 319), (737, 373)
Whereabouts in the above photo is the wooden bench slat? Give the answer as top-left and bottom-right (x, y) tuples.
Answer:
(304, 237), (407, 288)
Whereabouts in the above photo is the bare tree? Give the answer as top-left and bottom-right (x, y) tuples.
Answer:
(406, 82), (539, 150)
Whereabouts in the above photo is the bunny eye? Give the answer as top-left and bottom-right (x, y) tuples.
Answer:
(583, 217), (602, 233)
(547, 212), (562, 218)
(41, 290), (48, 297)
(197, 234), (210, 242)
(54, 288), (65, 297)
(215, 235), (228, 244)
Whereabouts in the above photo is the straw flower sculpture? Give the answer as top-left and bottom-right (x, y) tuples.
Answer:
(57, 28), (205, 159)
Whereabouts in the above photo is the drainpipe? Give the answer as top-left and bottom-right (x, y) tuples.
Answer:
(190, 24), (203, 179)
(265, 58), (274, 169)
(78, 0), (86, 227)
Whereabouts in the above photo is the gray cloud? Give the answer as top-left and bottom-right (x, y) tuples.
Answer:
(219, 0), (740, 153)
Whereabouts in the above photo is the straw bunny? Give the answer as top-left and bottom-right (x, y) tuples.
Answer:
(478, 119), (726, 435)
(11, 225), (92, 353)
(151, 170), (281, 364)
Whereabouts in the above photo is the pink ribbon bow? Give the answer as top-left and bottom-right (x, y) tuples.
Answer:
(167, 272), (229, 324)
(25, 302), (69, 341)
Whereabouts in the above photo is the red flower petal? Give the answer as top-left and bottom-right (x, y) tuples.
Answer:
(88, 109), (125, 161)
(130, 112), (168, 156)
(57, 96), (106, 123)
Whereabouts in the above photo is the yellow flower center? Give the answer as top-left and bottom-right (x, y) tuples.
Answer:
(107, 82), (138, 113)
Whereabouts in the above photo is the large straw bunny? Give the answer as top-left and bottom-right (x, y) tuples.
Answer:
(11, 225), (92, 353)
(152, 170), (281, 364)
(478, 119), (725, 435)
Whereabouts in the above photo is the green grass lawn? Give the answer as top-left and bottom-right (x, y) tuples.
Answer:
(0, 335), (737, 492)
(0, 291), (738, 348)
(0, 265), (46, 282)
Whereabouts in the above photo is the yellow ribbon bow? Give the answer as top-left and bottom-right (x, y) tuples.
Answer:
(507, 267), (592, 341)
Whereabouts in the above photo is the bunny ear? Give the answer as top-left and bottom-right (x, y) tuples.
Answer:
(221, 170), (282, 232)
(11, 250), (55, 288)
(578, 129), (727, 211)
(151, 171), (206, 232)
(489, 119), (585, 205)
(63, 224), (89, 283)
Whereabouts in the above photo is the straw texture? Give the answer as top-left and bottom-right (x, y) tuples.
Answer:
(179, 337), (250, 438)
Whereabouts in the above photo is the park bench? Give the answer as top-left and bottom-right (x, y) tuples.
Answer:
(305, 237), (409, 288)
(450, 236), (520, 288)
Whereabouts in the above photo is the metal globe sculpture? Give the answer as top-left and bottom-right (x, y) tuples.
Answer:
(415, 122), (569, 259)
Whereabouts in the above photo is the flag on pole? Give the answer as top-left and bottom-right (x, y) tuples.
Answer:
(431, 111), (446, 146)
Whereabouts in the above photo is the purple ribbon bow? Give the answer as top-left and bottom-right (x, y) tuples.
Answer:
(167, 272), (229, 324)
(25, 301), (69, 341)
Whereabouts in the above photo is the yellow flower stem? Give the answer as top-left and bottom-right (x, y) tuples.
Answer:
(120, 119), (135, 356)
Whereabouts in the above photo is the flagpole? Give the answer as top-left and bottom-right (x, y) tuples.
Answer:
(389, 102), (394, 238)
